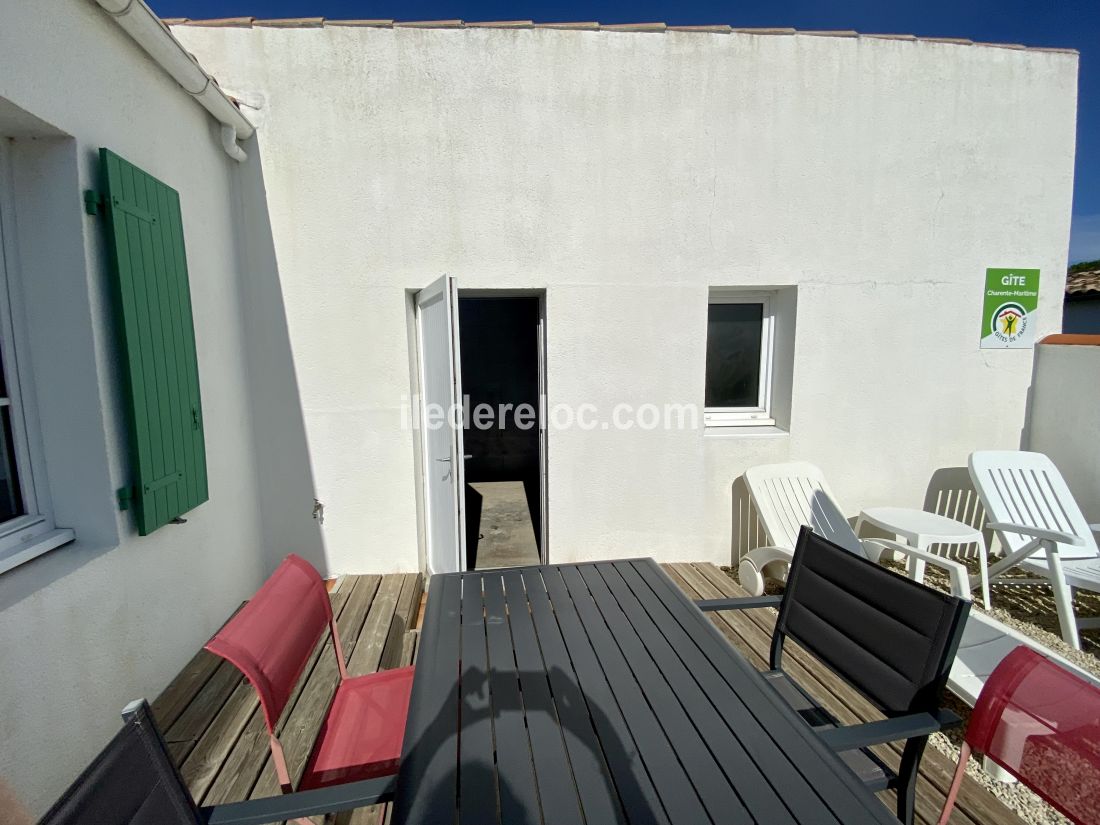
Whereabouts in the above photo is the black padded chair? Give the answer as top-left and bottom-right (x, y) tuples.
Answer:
(38, 699), (395, 825)
(698, 525), (970, 825)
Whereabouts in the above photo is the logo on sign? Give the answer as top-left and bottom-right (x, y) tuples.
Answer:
(991, 302), (1029, 344)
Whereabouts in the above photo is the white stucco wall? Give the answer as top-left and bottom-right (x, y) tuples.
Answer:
(174, 24), (1078, 573)
(0, 1), (296, 814)
(1027, 341), (1100, 521)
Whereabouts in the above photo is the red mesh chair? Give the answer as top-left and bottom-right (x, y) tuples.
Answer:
(938, 645), (1100, 824)
(205, 555), (415, 800)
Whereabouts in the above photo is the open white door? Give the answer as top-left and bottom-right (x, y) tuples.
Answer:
(537, 298), (548, 562)
(416, 275), (466, 576)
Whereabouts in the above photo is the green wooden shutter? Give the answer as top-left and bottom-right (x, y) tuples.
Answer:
(99, 148), (208, 535)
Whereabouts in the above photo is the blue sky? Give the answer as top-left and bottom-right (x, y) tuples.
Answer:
(152, 0), (1100, 263)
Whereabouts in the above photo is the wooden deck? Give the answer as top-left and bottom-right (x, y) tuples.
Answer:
(153, 565), (1023, 825)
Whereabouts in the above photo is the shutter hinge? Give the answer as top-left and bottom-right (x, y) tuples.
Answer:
(84, 190), (105, 216)
(117, 485), (135, 511)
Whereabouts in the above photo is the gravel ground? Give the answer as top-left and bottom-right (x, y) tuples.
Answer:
(722, 560), (1100, 825)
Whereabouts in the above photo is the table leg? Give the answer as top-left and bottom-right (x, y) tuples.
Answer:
(975, 536), (992, 610)
(910, 538), (928, 585)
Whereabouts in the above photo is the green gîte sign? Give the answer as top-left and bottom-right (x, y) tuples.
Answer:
(980, 268), (1040, 349)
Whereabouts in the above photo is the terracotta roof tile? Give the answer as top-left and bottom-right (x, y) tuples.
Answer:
(1039, 334), (1100, 345)
(732, 27), (796, 35)
(533, 22), (599, 29)
(1067, 269), (1100, 296)
(467, 21), (534, 28)
(255, 18), (324, 27)
(393, 19), (464, 28)
(667, 25), (732, 33)
(179, 17), (253, 27)
(323, 20), (394, 27)
(602, 22), (666, 32)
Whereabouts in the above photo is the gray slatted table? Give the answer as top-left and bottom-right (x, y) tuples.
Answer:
(391, 560), (898, 825)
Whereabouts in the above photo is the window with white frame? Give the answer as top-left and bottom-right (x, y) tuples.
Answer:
(704, 292), (776, 427)
(0, 140), (72, 574)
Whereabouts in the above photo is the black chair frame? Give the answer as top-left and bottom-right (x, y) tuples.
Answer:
(39, 700), (394, 825)
(697, 525), (970, 825)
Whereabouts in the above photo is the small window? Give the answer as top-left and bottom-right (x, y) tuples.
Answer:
(704, 293), (775, 426)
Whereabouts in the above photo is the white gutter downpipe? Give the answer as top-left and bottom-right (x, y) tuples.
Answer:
(93, 0), (254, 161)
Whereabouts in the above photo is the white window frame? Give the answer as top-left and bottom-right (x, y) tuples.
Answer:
(704, 291), (776, 427)
(0, 140), (73, 574)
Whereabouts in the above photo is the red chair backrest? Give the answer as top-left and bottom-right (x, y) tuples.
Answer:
(205, 554), (333, 733)
(969, 646), (1100, 824)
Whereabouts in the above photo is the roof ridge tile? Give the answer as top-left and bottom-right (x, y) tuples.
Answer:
(467, 20), (534, 28)
(533, 22), (599, 30)
(254, 18), (324, 27)
(393, 20), (465, 28)
(323, 19), (394, 27)
(178, 17), (253, 27)
(667, 25), (732, 33)
(602, 22), (666, 32)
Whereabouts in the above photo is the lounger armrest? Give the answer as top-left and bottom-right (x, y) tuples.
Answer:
(201, 774), (397, 825)
(986, 522), (1085, 546)
(816, 708), (962, 752)
(864, 539), (972, 599)
(695, 595), (783, 612)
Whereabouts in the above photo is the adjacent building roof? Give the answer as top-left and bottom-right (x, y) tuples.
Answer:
(161, 19), (1076, 53)
(1067, 266), (1100, 298)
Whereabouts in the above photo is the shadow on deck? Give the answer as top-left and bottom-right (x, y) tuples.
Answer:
(152, 565), (1021, 825)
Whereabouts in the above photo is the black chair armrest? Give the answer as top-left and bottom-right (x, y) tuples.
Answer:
(816, 708), (962, 753)
(695, 595), (783, 612)
(201, 774), (397, 825)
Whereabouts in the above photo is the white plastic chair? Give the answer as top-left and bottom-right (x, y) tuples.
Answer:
(969, 451), (1100, 650)
(740, 462), (972, 599)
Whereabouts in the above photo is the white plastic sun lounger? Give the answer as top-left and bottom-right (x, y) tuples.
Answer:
(739, 459), (1100, 781)
(739, 461), (973, 599)
(969, 450), (1100, 650)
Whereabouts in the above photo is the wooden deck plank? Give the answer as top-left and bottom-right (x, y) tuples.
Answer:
(164, 660), (243, 763)
(180, 678), (260, 802)
(200, 706), (269, 804)
(152, 647), (222, 731)
(394, 573), (424, 630)
(398, 629), (418, 667)
(347, 574), (404, 676)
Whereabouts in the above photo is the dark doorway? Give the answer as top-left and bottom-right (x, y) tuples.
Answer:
(458, 297), (542, 570)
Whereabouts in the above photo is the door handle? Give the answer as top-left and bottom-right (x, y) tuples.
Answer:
(436, 455), (474, 462)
